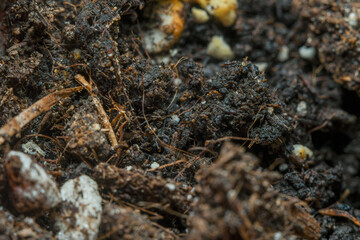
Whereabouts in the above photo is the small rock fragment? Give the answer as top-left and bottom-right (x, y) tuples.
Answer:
(5, 151), (61, 214)
(299, 45), (316, 60)
(254, 62), (268, 72)
(55, 175), (102, 240)
(191, 7), (209, 23)
(196, 0), (238, 27)
(292, 144), (313, 160)
(165, 183), (176, 191)
(278, 45), (289, 62)
(296, 101), (307, 117)
(348, 12), (357, 27)
(143, 0), (185, 54)
(206, 36), (234, 60)
(150, 162), (160, 169)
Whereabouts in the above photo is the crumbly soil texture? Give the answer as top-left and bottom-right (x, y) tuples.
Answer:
(0, 0), (360, 239)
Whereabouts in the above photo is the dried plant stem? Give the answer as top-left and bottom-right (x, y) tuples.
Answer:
(0, 87), (83, 146)
(74, 74), (118, 148)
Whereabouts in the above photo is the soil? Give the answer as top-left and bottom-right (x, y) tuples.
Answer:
(0, 0), (360, 239)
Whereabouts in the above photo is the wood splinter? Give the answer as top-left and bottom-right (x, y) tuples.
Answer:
(319, 208), (360, 227)
(0, 87), (83, 146)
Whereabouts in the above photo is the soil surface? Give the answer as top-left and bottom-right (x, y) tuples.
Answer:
(0, 0), (360, 239)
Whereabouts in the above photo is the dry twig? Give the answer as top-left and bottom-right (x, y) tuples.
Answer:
(0, 87), (83, 146)
(318, 208), (360, 227)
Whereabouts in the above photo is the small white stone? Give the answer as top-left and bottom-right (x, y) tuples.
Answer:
(348, 12), (358, 27)
(197, 0), (238, 27)
(170, 48), (178, 57)
(5, 151), (61, 213)
(155, 55), (170, 65)
(299, 45), (316, 60)
(254, 62), (268, 72)
(125, 166), (133, 171)
(165, 183), (176, 191)
(206, 36), (234, 60)
(191, 7), (209, 23)
(56, 175), (102, 240)
(150, 162), (160, 169)
(296, 101), (307, 117)
(274, 232), (283, 240)
(277, 46), (289, 62)
(187, 194), (193, 200)
(226, 189), (237, 199)
(292, 144), (313, 160)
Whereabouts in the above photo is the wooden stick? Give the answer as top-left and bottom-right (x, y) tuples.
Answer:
(0, 87), (83, 145)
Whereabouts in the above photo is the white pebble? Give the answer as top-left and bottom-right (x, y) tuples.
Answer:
(56, 175), (102, 240)
(296, 101), (307, 117)
(277, 46), (289, 62)
(254, 62), (268, 72)
(206, 36), (234, 60)
(196, 0), (238, 27)
(274, 232), (283, 240)
(299, 46), (316, 60)
(292, 144), (313, 160)
(170, 48), (178, 57)
(191, 7), (209, 23)
(5, 151), (61, 213)
(150, 162), (160, 169)
(348, 12), (358, 27)
(165, 183), (176, 191)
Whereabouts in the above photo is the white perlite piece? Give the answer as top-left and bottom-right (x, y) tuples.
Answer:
(143, 0), (185, 54)
(292, 144), (313, 160)
(165, 183), (176, 191)
(5, 151), (61, 213)
(278, 46), (289, 62)
(296, 101), (307, 117)
(348, 12), (357, 27)
(196, 0), (238, 27)
(191, 7), (209, 23)
(206, 36), (234, 60)
(151, 162), (160, 169)
(254, 62), (268, 72)
(56, 175), (102, 240)
(299, 46), (316, 60)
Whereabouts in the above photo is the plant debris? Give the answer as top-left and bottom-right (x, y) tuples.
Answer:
(0, 0), (360, 239)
